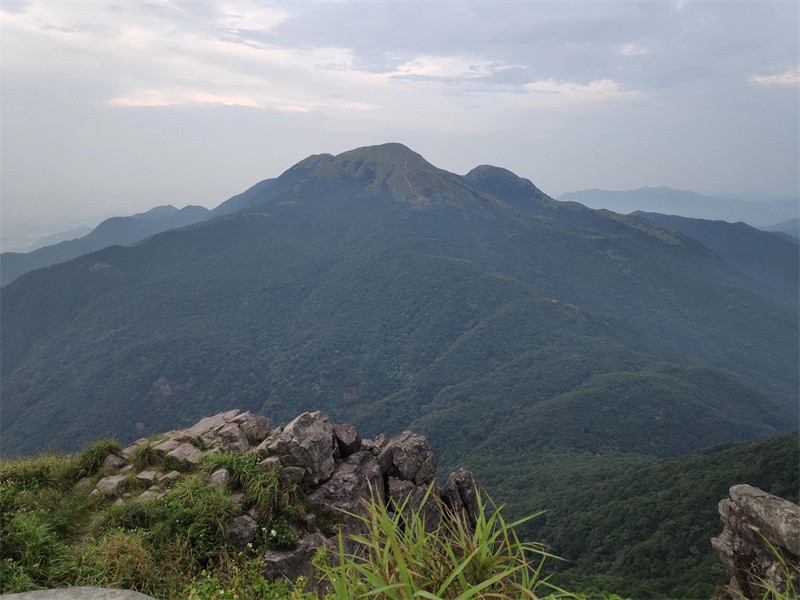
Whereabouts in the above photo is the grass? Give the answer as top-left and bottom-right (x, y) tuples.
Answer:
(314, 485), (574, 600)
(1, 438), (584, 600)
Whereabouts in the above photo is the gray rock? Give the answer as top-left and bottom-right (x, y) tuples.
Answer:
(251, 429), (283, 456)
(94, 475), (127, 496)
(153, 439), (180, 454)
(282, 466), (306, 484)
(258, 456), (282, 471)
(268, 411), (335, 488)
(228, 514), (258, 549)
(334, 423), (361, 458)
(137, 489), (163, 501)
(378, 431), (437, 485)
(231, 411), (255, 424)
(0, 587), (156, 599)
(441, 468), (482, 528)
(218, 423), (250, 453)
(262, 532), (329, 585)
(159, 470), (181, 484)
(209, 468), (231, 488)
(120, 438), (148, 459)
(101, 454), (126, 471)
(182, 409), (241, 439)
(712, 484), (800, 599)
(135, 470), (159, 485)
(241, 416), (272, 443)
(166, 442), (204, 465)
(308, 451), (382, 531)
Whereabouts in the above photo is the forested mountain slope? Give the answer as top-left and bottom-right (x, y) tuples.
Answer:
(0, 205), (211, 286)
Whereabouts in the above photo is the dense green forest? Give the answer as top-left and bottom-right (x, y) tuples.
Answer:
(475, 433), (799, 598)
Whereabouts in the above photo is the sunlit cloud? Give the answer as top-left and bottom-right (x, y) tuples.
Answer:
(749, 68), (800, 87)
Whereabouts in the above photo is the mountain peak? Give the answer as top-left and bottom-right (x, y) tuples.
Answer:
(333, 142), (429, 168)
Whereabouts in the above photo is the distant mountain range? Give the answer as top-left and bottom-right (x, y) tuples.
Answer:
(1, 143), (797, 595)
(559, 186), (798, 229)
(0, 205), (211, 286)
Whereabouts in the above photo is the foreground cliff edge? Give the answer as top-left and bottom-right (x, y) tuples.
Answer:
(1, 409), (557, 599)
(2, 409), (798, 599)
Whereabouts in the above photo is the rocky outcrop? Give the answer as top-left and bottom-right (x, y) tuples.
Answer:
(712, 484), (800, 599)
(80, 408), (482, 588)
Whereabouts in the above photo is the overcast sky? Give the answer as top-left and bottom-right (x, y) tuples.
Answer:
(1, 1), (798, 235)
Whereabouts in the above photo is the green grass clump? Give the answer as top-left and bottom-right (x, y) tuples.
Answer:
(315, 486), (573, 600)
(200, 452), (299, 515)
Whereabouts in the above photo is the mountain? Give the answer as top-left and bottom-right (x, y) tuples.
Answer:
(2, 142), (797, 595)
(764, 217), (800, 240)
(559, 187), (798, 228)
(2, 143), (796, 458)
(632, 211), (798, 307)
(21, 226), (94, 251)
(0, 205), (212, 286)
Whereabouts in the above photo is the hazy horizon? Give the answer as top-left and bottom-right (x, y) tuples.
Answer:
(2, 1), (798, 240)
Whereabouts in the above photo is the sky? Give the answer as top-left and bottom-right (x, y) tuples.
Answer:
(1, 0), (798, 244)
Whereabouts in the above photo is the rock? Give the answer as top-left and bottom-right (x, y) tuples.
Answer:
(166, 442), (204, 465)
(120, 438), (148, 459)
(209, 468), (231, 488)
(441, 468), (482, 528)
(101, 454), (126, 471)
(258, 456), (282, 470)
(137, 489), (163, 502)
(262, 532), (329, 584)
(218, 423), (250, 453)
(334, 423), (361, 458)
(230, 411), (255, 424)
(712, 484), (800, 599)
(94, 475), (127, 497)
(228, 515), (258, 549)
(241, 416), (272, 443)
(268, 411), (335, 488)
(153, 439), (180, 454)
(378, 432), (437, 485)
(308, 451), (382, 531)
(159, 470), (181, 484)
(182, 409), (241, 439)
(135, 470), (159, 485)
(282, 466), (306, 484)
(0, 586), (157, 599)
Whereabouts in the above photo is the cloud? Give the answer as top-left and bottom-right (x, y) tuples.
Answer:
(618, 43), (647, 56)
(110, 90), (262, 108)
(524, 78), (640, 102)
(749, 68), (800, 87)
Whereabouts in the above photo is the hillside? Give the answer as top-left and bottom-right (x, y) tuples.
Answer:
(3, 143), (796, 452)
(0, 205), (212, 286)
(633, 211), (798, 307)
(478, 433), (799, 598)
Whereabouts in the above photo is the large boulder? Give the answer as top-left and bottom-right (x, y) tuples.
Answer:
(712, 484), (800, 599)
(308, 451), (383, 531)
(378, 431), (437, 485)
(218, 423), (250, 453)
(268, 411), (336, 488)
